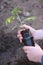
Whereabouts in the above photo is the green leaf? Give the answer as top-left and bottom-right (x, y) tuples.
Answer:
(6, 17), (11, 25)
(11, 7), (21, 14)
(25, 16), (36, 21)
(6, 16), (16, 25)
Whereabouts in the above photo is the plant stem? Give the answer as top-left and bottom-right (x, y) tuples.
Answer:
(16, 14), (23, 25)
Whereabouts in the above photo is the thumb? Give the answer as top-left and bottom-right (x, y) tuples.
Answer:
(35, 43), (42, 49)
(22, 46), (35, 51)
(20, 24), (36, 36)
(20, 24), (29, 29)
(22, 43), (40, 51)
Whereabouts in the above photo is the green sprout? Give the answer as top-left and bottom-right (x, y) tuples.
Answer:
(11, 7), (22, 15)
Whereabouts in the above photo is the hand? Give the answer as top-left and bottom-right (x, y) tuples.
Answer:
(17, 24), (36, 43)
(22, 43), (43, 63)
(17, 24), (43, 43)
(17, 24), (43, 63)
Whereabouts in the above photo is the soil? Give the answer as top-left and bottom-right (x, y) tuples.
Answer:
(0, 0), (43, 65)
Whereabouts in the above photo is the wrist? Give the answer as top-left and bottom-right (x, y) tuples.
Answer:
(34, 30), (43, 40)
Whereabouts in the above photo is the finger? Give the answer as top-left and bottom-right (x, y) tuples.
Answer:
(35, 43), (40, 47)
(20, 24), (29, 29)
(22, 46), (33, 54)
(19, 37), (23, 43)
(22, 46), (28, 53)
(22, 46), (34, 51)
(18, 29), (25, 34)
(22, 43), (41, 51)
(17, 36), (23, 43)
(35, 43), (39, 47)
(17, 34), (22, 38)
(35, 43), (41, 48)
(20, 39), (22, 43)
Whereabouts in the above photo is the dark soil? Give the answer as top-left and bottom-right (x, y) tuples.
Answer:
(0, 0), (43, 65)
(0, 32), (41, 65)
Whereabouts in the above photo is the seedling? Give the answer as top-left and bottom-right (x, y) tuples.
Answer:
(5, 7), (36, 31)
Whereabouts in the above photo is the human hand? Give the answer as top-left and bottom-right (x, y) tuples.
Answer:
(23, 43), (43, 62)
(17, 24), (43, 43)
(17, 24), (36, 43)
(17, 24), (43, 63)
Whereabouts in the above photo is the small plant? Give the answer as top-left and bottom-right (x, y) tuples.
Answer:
(5, 7), (36, 31)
